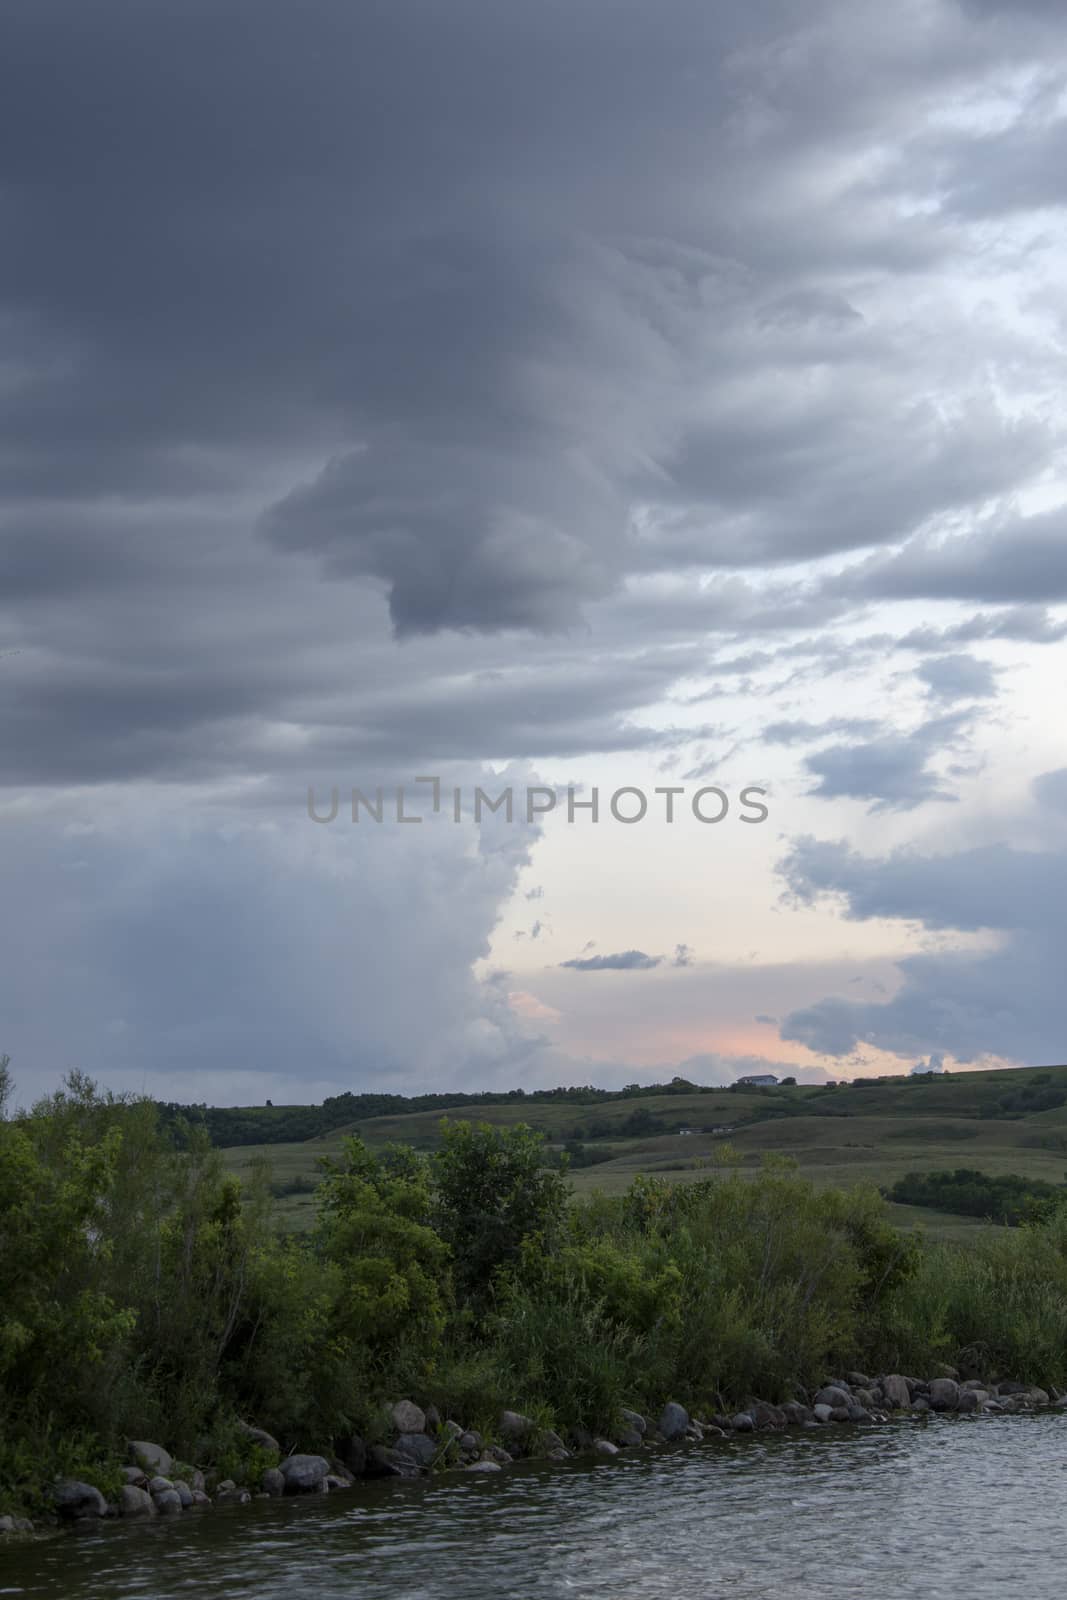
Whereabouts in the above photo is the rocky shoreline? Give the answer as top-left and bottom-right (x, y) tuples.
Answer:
(3, 1371), (1063, 1541)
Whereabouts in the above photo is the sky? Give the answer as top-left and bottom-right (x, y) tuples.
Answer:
(1, 0), (1066, 1106)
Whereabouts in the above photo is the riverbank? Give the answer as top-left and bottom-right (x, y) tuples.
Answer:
(8, 1085), (1067, 1544)
(6, 1369), (1062, 1544)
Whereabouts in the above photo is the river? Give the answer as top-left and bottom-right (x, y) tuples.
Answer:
(1, 1414), (1061, 1599)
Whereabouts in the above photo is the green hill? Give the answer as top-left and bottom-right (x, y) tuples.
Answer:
(207, 1063), (1067, 1237)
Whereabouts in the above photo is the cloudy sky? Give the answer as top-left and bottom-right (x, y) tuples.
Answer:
(2, 0), (1066, 1105)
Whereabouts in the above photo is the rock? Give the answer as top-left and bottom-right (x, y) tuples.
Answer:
(615, 1427), (644, 1447)
(812, 1385), (851, 1409)
(750, 1402), (787, 1429)
(391, 1399), (426, 1435)
(997, 1380), (1029, 1395)
(1026, 1387), (1050, 1407)
(658, 1402), (689, 1441)
(535, 1429), (567, 1454)
(325, 1475), (351, 1491)
(367, 1445), (420, 1479)
(467, 1458), (502, 1472)
(237, 1421), (280, 1455)
(458, 1431), (482, 1452)
(118, 1485), (156, 1518)
(847, 1372), (872, 1389)
(54, 1480), (108, 1520)
(128, 1441), (173, 1476)
(262, 1468), (285, 1497)
(829, 1406), (852, 1423)
(956, 1389), (980, 1413)
(171, 1481), (194, 1509)
(912, 1396), (931, 1413)
(593, 1439), (620, 1456)
(928, 1378), (960, 1412)
(782, 1401), (814, 1425)
(121, 1466), (146, 1486)
(0, 1516), (14, 1535)
(813, 1404), (834, 1423)
(148, 1475), (174, 1494)
(881, 1375), (912, 1410)
(279, 1454), (330, 1493)
(547, 1447), (571, 1460)
(394, 1432), (437, 1468)
(153, 1489), (183, 1515)
(685, 1423), (704, 1441)
(847, 1404), (872, 1423)
(499, 1410), (535, 1441)
(191, 1490), (211, 1507)
(424, 1404), (442, 1434)
(215, 1488), (251, 1505)
(730, 1413), (755, 1432)
(620, 1408), (647, 1435)
(483, 1445), (513, 1466)
(190, 1469), (206, 1492)
(854, 1389), (876, 1409)
(703, 1426), (727, 1438)
(443, 1420), (464, 1439)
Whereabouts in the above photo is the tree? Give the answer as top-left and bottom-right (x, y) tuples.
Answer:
(433, 1120), (569, 1299)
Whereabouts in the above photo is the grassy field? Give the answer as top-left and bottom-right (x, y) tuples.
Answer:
(218, 1062), (1067, 1238)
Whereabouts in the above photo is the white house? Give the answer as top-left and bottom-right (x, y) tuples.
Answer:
(736, 1073), (779, 1087)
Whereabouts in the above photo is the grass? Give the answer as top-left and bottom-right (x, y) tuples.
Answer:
(218, 1062), (1067, 1238)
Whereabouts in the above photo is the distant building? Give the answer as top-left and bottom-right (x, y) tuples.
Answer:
(736, 1073), (779, 1087)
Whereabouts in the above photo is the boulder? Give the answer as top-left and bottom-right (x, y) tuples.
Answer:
(499, 1410), (535, 1441)
(813, 1404), (833, 1423)
(812, 1385), (851, 1409)
(443, 1420), (464, 1439)
(782, 1401), (814, 1425)
(394, 1432), (437, 1469)
(547, 1447), (572, 1460)
(658, 1402), (689, 1441)
(279, 1453), (330, 1493)
(153, 1490), (183, 1515)
(956, 1389), (980, 1413)
(467, 1458), (502, 1472)
(483, 1445), (513, 1466)
(0, 1516), (15, 1535)
(534, 1429), (567, 1454)
(846, 1404), (872, 1423)
(615, 1427), (644, 1448)
(913, 1396), (930, 1413)
(148, 1476), (174, 1495)
(391, 1399), (426, 1435)
(881, 1375), (912, 1410)
(928, 1378), (960, 1412)
(593, 1439), (620, 1456)
(620, 1408), (647, 1435)
(128, 1441), (173, 1476)
(122, 1467), (147, 1486)
(118, 1485), (156, 1519)
(847, 1372), (872, 1389)
(171, 1481), (194, 1509)
(215, 1488), (251, 1505)
(750, 1402), (787, 1430)
(367, 1445), (420, 1479)
(262, 1468), (285, 1497)
(191, 1490), (211, 1507)
(237, 1421), (280, 1455)
(54, 1480), (107, 1520)
(458, 1431), (482, 1452)
(190, 1470), (206, 1493)
(730, 1413), (755, 1432)
(997, 1380), (1029, 1395)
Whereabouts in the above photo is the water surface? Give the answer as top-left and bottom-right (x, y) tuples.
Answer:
(1, 1414), (1060, 1600)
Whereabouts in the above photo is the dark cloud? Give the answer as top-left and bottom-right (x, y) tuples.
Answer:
(915, 653), (998, 703)
(778, 807), (1067, 1063)
(560, 950), (662, 972)
(803, 711), (975, 811)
